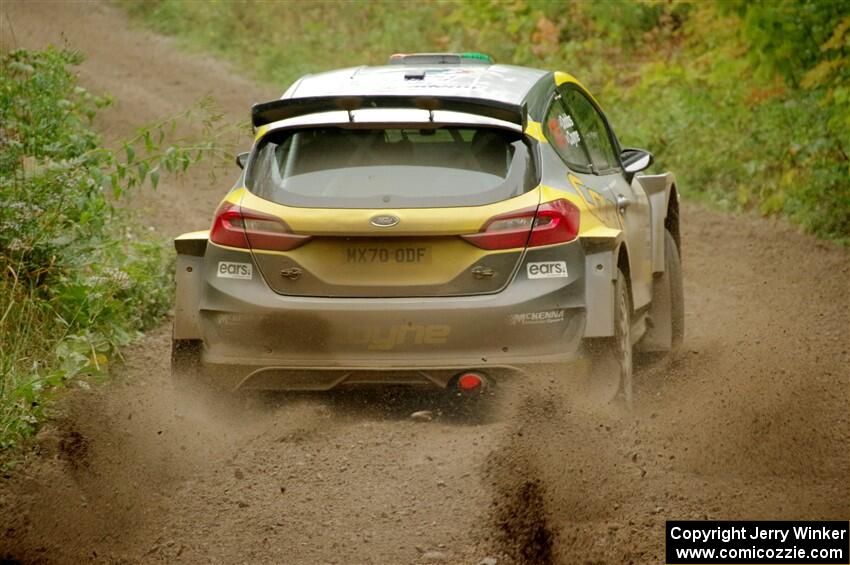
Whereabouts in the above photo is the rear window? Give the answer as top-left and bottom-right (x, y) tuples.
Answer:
(246, 127), (536, 209)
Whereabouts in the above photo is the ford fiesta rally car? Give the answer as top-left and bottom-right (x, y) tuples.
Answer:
(172, 52), (684, 406)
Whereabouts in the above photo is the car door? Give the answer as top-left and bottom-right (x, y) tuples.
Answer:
(555, 85), (653, 309)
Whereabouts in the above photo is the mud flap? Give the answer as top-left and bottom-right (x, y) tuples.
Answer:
(173, 232), (207, 340)
(582, 248), (616, 338)
(633, 174), (678, 351)
(174, 254), (204, 339)
(636, 172), (676, 273)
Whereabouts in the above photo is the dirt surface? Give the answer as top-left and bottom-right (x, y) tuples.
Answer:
(1, 2), (848, 564)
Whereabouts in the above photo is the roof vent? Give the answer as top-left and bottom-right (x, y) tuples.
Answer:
(388, 52), (494, 66)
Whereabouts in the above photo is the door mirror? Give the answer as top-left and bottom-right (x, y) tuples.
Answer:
(620, 148), (654, 174)
(235, 151), (250, 169)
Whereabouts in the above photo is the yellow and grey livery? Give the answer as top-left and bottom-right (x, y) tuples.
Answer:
(173, 52), (683, 405)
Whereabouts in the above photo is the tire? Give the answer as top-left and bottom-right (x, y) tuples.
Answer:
(663, 230), (685, 355)
(635, 230), (684, 366)
(171, 340), (234, 413)
(586, 268), (634, 408)
(171, 339), (203, 395)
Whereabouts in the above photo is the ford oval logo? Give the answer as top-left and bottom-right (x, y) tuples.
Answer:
(370, 214), (400, 228)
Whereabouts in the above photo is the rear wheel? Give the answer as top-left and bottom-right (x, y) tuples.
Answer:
(171, 339), (248, 415)
(171, 339), (203, 395)
(663, 230), (684, 355)
(586, 269), (634, 408)
(637, 230), (684, 361)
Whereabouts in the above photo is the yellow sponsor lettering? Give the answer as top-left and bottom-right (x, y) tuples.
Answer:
(423, 324), (451, 344)
(369, 327), (399, 351)
(347, 324), (452, 350)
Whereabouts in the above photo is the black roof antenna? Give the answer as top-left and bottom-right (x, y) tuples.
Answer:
(338, 97), (361, 124)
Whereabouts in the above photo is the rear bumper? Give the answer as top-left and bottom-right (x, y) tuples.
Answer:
(192, 240), (590, 391)
(205, 360), (589, 392)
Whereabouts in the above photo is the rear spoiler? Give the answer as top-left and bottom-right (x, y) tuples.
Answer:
(251, 95), (527, 129)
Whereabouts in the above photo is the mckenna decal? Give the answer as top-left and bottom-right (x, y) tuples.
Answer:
(527, 261), (568, 279)
(509, 309), (566, 326)
(217, 261), (252, 280)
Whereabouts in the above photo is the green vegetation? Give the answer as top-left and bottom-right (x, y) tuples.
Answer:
(0, 48), (222, 450)
(124, 0), (849, 242)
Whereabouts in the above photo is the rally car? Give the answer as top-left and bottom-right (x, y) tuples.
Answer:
(171, 52), (683, 407)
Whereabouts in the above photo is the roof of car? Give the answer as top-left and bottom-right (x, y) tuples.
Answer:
(282, 63), (551, 107)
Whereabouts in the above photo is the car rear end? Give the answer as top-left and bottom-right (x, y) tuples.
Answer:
(178, 108), (589, 392)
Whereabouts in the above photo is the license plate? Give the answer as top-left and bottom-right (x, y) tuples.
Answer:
(344, 247), (429, 264)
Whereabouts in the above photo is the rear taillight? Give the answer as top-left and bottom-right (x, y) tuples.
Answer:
(461, 199), (580, 250)
(526, 199), (581, 247)
(209, 201), (311, 251)
(461, 206), (536, 250)
(210, 202), (249, 248)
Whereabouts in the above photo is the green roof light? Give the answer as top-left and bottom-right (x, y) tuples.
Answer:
(387, 52), (494, 65)
(460, 52), (495, 64)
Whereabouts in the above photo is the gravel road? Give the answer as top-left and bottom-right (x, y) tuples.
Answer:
(1, 2), (848, 564)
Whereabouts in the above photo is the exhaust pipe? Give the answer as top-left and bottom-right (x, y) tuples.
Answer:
(454, 371), (488, 395)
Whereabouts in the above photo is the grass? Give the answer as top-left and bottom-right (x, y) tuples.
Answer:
(0, 47), (225, 451)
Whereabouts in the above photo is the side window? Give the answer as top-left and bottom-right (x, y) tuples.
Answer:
(543, 97), (592, 173)
(559, 87), (620, 173)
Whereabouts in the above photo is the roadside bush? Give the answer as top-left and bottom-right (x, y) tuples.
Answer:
(0, 48), (221, 450)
